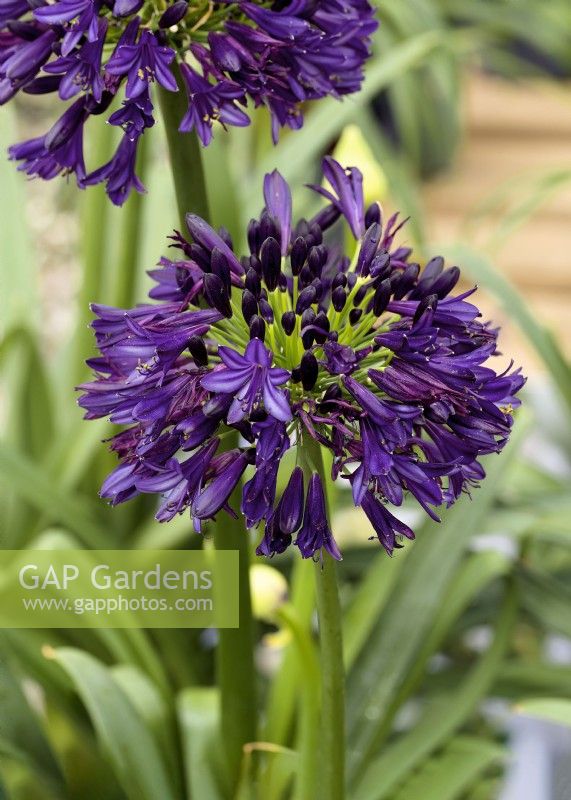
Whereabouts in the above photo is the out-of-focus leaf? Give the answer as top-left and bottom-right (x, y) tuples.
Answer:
(519, 568), (571, 638)
(0, 441), (111, 547)
(0, 657), (64, 793)
(352, 584), (517, 800)
(442, 245), (571, 414)
(177, 687), (223, 800)
(343, 546), (409, 671)
(0, 109), (37, 332)
(391, 735), (504, 800)
(514, 698), (571, 729)
(112, 665), (182, 799)
(496, 662), (571, 699)
(346, 415), (527, 779)
(236, 744), (298, 800)
(53, 648), (177, 800)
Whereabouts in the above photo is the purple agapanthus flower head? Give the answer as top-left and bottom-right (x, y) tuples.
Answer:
(2, 0), (377, 204)
(78, 158), (525, 561)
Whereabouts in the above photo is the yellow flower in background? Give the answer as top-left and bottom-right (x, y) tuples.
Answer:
(331, 124), (388, 206)
(249, 563), (288, 624)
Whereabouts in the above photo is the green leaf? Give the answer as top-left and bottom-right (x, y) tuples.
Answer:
(111, 665), (182, 799)
(0, 441), (111, 548)
(0, 657), (64, 794)
(515, 698), (571, 729)
(441, 244), (571, 414)
(177, 688), (223, 800)
(343, 546), (410, 672)
(346, 415), (527, 779)
(352, 584), (517, 800)
(53, 648), (177, 800)
(0, 109), (37, 332)
(391, 736), (505, 800)
(496, 662), (571, 699)
(519, 568), (571, 638)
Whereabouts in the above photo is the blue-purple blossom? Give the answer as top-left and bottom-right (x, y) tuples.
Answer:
(78, 158), (524, 561)
(1, 0), (377, 204)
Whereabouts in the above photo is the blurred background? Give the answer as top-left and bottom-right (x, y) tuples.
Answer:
(1, 1), (571, 799)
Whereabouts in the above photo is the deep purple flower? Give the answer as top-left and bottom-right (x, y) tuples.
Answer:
(83, 131), (144, 206)
(296, 474), (342, 561)
(2, 0), (377, 203)
(44, 18), (106, 101)
(105, 29), (177, 99)
(79, 158), (524, 560)
(200, 338), (291, 424)
(179, 62), (248, 146)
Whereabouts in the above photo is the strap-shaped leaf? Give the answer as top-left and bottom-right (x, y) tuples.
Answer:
(352, 585), (517, 800)
(177, 687), (223, 800)
(0, 656), (64, 794)
(54, 648), (177, 800)
(391, 735), (504, 800)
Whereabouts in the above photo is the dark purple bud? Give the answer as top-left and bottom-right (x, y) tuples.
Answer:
(296, 285), (317, 314)
(193, 451), (248, 519)
(249, 255), (262, 275)
(241, 289), (258, 324)
(281, 311), (295, 335)
(189, 243), (211, 271)
(203, 393), (233, 418)
(332, 272), (347, 290)
(260, 236), (281, 292)
(290, 237), (307, 275)
(310, 204), (341, 232)
(332, 286), (347, 312)
(279, 467), (304, 534)
(413, 293), (438, 324)
(365, 202), (382, 228)
(349, 308), (362, 325)
(203, 273), (232, 318)
(6, 21), (41, 39)
(278, 273), (288, 290)
(356, 223), (381, 276)
(353, 284), (368, 306)
(430, 266), (460, 299)
(249, 407), (268, 422)
(309, 222), (323, 245)
(259, 297), (274, 323)
(291, 367), (301, 383)
(311, 278), (323, 302)
(314, 311), (330, 344)
(319, 383), (342, 411)
(423, 256), (444, 281)
(114, 0), (144, 15)
(211, 247), (231, 293)
(218, 226), (233, 249)
(23, 75), (62, 95)
(245, 267), (261, 297)
(299, 265), (313, 288)
(188, 334), (208, 367)
(249, 315), (265, 341)
(301, 308), (316, 329)
(260, 212), (279, 243)
(247, 219), (260, 256)
(393, 263), (420, 300)
(300, 352), (318, 390)
(208, 31), (242, 71)
(159, 0), (188, 26)
(370, 250), (391, 280)
(308, 245), (326, 276)
(373, 278), (392, 316)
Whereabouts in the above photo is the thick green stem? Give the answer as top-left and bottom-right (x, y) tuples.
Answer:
(158, 88), (256, 794)
(299, 433), (346, 800)
(157, 81), (210, 227)
(213, 478), (257, 794)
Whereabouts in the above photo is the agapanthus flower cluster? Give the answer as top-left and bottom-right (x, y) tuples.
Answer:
(78, 157), (524, 560)
(1, 0), (377, 205)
